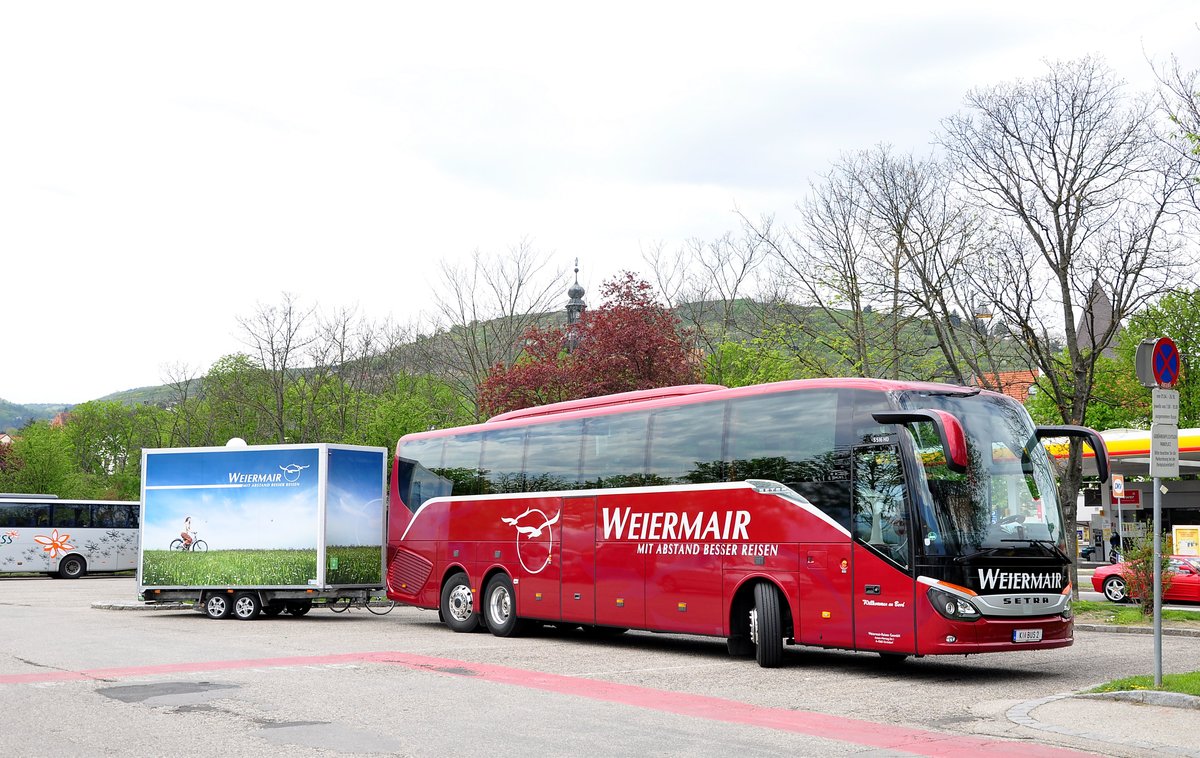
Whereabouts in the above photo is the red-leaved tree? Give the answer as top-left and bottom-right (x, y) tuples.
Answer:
(479, 272), (701, 416)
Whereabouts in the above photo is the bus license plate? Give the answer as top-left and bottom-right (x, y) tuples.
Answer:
(1013, 628), (1043, 643)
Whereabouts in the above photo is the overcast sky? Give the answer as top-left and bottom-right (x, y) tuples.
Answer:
(2, 2), (1197, 404)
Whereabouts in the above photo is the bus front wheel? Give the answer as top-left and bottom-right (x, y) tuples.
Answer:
(483, 574), (527, 638)
(751, 583), (784, 668)
(441, 572), (479, 633)
(58, 555), (86, 579)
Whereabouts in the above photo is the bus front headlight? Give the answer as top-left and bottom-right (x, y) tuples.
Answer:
(927, 587), (981, 621)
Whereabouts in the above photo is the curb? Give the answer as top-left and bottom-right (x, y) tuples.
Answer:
(1075, 690), (1200, 709)
(1076, 623), (1200, 638)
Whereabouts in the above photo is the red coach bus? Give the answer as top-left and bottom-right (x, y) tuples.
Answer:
(385, 379), (1107, 667)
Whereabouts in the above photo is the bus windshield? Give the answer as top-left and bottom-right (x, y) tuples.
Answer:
(897, 391), (1066, 559)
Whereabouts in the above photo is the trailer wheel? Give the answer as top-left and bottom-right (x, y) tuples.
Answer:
(233, 592), (262, 620)
(286, 600), (312, 616)
(262, 603), (284, 617)
(440, 571), (479, 633)
(204, 593), (233, 620)
(751, 583), (784, 668)
(58, 555), (86, 579)
(483, 574), (527, 638)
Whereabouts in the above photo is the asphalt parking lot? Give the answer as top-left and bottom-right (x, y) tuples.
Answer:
(3, 575), (1198, 757)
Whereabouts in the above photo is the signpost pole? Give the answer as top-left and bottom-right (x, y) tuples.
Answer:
(1136, 335), (1180, 691)
(1153, 479), (1162, 687)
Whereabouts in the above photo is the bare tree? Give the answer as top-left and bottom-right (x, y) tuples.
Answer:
(643, 229), (769, 384)
(940, 56), (1197, 568)
(1154, 53), (1200, 208)
(415, 239), (567, 420)
(160, 361), (202, 446)
(236, 292), (318, 443)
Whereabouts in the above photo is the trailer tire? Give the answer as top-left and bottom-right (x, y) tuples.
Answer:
(286, 600), (312, 616)
(752, 583), (784, 668)
(204, 593), (233, 620)
(483, 574), (527, 638)
(58, 555), (86, 579)
(440, 571), (479, 633)
(262, 603), (285, 617)
(233, 592), (262, 620)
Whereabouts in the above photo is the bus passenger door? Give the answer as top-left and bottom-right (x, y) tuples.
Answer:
(850, 442), (916, 654)
(561, 497), (596, 625)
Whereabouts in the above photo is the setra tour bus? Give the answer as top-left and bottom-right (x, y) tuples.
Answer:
(0, 494), (140, 578)
(385, 379), (1107, 667)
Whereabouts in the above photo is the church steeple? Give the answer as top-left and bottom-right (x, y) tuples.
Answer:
(566, 259), (586, 326)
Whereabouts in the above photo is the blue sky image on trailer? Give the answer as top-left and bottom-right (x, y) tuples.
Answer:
(326, 447), (385, 548)
(143, 447), (321, 552)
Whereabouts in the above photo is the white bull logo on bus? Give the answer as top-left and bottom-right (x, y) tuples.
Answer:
(501, 508), (560, 574)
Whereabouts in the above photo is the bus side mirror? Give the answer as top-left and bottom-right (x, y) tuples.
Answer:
(872, 410), (969, 474)
(1035, 425), (1109, 484)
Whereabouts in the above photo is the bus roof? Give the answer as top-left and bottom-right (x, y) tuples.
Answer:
(401, 378), (992, 447)
(486, 384), (727, 423)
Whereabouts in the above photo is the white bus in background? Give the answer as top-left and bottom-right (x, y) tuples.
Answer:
(0, 494), (139, 578)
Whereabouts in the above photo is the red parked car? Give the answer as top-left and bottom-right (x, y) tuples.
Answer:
(1091, 555), (1200, 603)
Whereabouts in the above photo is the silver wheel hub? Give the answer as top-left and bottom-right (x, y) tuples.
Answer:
(448, 585), (473, 623)
(489, 587), (512, 625)
(749, 607), (759, 645)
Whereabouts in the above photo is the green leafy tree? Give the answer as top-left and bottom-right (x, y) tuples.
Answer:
(1117, 289), (1200, 426)
(63, 401), (168, 499)
(0, 421), (87, 497)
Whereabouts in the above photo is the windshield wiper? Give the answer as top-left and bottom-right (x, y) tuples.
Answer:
(953, 547), (1008, 564)
(1001, 538), (1070, 563)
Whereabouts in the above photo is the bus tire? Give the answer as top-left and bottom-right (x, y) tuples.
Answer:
(440, 571), (479, 633)
(204, 593), (233, 620)
(483, 574), (526, 638)
(58, 555), (86, 579)
(752, 583), (784, 668)
(232, 592), (262, 620)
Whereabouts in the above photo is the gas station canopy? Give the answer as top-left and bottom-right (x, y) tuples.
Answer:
(1047, 427), (1200, 480)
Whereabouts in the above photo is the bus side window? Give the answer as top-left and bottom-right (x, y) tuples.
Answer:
(647, 401), (726, 485)
(440, 433), (484, 497)
(54, 504), (91, 529)
(93, 505), (114, 528)
(524, 419), (584, 492)
(581, 412), (651, 489)
(480, 426), (527, 494)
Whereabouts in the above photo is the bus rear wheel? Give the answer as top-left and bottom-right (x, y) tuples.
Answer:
(483, 574), (528, 638)
(751, 583), (784, 668)
(441, 571), (479, 633)
(58, 555), (86, 579)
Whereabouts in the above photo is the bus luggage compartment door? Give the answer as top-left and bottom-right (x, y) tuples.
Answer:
(561, 497), (596, 625)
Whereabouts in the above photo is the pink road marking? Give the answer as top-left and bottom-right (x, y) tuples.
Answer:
(1, 651), (1095, 758)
